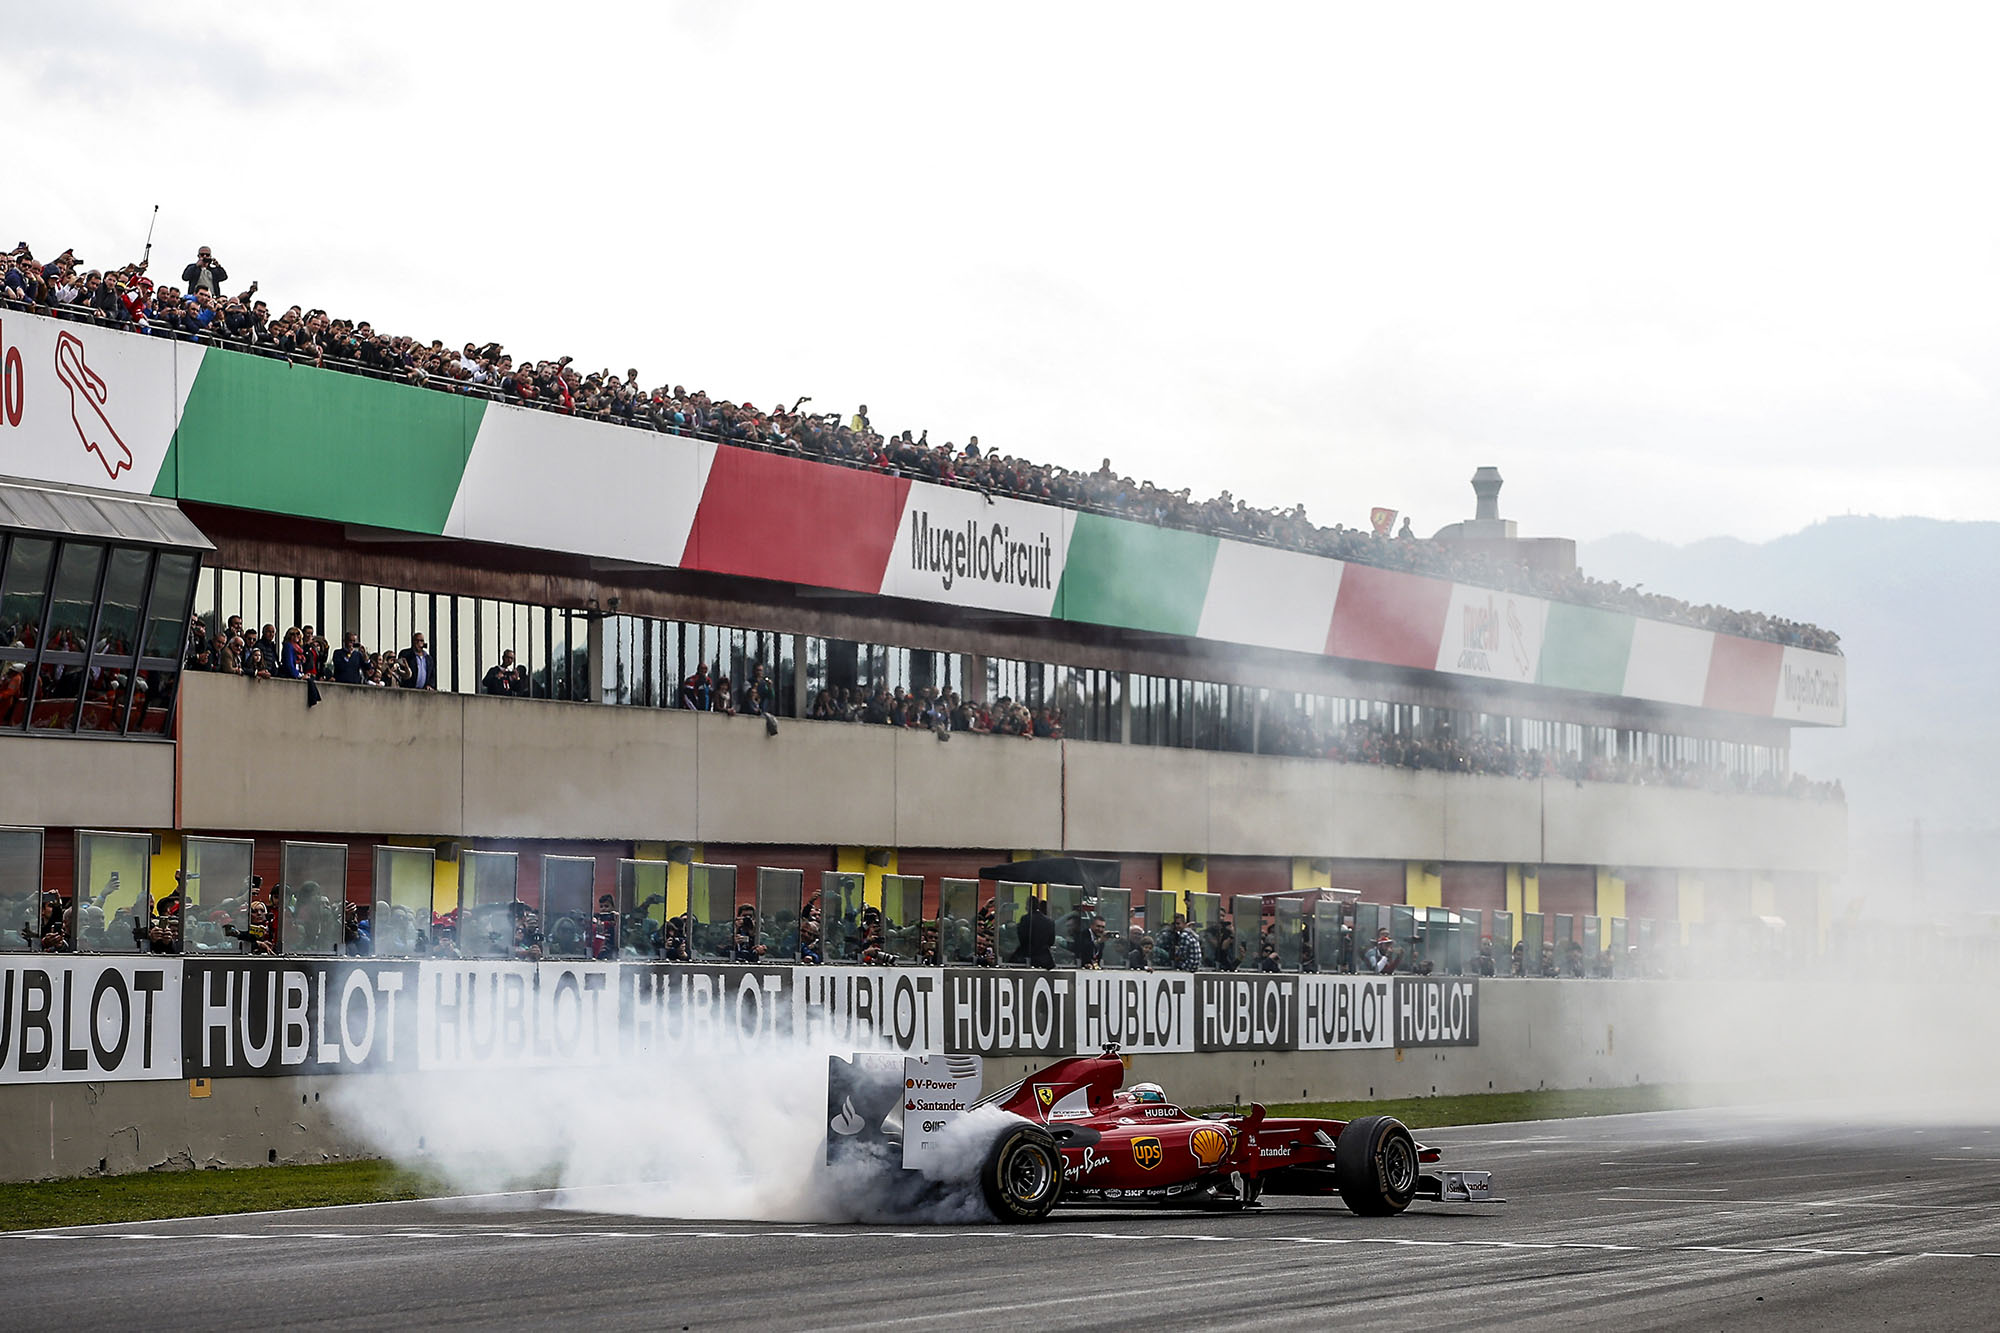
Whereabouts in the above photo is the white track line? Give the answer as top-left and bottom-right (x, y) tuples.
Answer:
(10, 1227), (2000, 1262)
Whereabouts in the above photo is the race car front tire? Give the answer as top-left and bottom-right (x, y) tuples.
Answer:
(1333, 1115), (1418, 1217)
(981, 1123), (1064, 1223)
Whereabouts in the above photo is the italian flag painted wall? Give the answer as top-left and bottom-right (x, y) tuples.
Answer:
(1, 311), (1844, 725)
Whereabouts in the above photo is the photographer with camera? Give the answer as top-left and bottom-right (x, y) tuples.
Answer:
(180, 245), (227, 296)
(1364, 927), (1401, 976)
(731, 904), (767, 963)
(222, 875), (276, 955)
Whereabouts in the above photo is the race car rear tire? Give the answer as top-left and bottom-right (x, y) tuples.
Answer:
(1334, 1115), (1418, 1217)
(981, 1123), (1064, 1223)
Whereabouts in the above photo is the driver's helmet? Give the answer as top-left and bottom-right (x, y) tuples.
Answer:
(1129, 1082), (1166, 1104)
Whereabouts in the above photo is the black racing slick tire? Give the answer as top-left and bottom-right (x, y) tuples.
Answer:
(1334, 1115), (1418, 1217)
(980, 1122), (1064, 1223)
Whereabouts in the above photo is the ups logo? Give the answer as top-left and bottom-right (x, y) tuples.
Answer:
(1131, 1136), (1163, 1170)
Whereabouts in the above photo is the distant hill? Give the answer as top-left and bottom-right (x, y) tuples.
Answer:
(1579, 516), (1999, 912)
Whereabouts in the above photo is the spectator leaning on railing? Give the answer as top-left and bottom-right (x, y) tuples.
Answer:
(2, 235), (1841, 656)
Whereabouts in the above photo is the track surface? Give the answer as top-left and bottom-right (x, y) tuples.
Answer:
(7, 1107), (2000, 1330)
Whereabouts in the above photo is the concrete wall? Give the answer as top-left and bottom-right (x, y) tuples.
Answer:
(3, 976), (1965, 1182)
(0, 734), (176, 830)
(167, 672), (1843, 873)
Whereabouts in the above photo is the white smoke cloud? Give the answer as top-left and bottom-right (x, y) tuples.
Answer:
(327, 1038), (1026, 1224)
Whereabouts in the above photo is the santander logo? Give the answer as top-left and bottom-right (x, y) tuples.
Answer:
(53, 331), (133, 480)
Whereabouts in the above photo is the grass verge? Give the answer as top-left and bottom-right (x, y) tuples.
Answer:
(2, 1083), (1769, 1231)
(0, 1160), (444, 1233)
(1249, 1081), (1770, 1128)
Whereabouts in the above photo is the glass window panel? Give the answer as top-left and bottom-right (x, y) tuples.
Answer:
(992, 881), (1033, 966)
(1144, 889), (1176, 964)
(1040, 880), (1088, 964)
(755, 867), (804, 962)
(540, 855), (596, 959)
(817, 871), (866, 963)
(370, 846), (436, 958)
(1351, 901), (1380, 966)
(1275, 898), (1305, 972)
(1186, 891), (1221, 966)
(1094, 888), (1131, 968)
(1314, 899), (1351, 973)
(141, 554), (197, 659)
(46, 543), (104, 651)
(280, 842), (348, 957)
(1490, 910), (1514, 970)
(529, 606), (550, 698)
(458, 850), (520, 959)
(879, 874), (923, 960)
(0, 827), (44, 954)
(89, 547), (149, 660)
(686, 862), (737, 961)
(1521, 911), (1546, 974)
(181, 837), (258, 955)
(126, 667), (177, 735)
(617, 859), (669, 958)
(939, 878), (979, 964)
(76, 830), (152, 954)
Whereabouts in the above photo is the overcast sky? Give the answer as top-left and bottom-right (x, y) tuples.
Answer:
(15, 1), (1999, 546)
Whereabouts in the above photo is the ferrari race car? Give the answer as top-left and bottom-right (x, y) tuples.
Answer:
(827, 1047), (1499, 1223)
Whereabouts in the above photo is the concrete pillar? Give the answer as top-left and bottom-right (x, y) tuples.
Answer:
(339, 582), (362, 645)
(792, 634), (809, 717)
(1118, 671), (1131, 743)
(586, 614), (608, 704)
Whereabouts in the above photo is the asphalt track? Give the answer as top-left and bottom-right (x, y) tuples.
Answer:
(7, 1107), (2000, 1331)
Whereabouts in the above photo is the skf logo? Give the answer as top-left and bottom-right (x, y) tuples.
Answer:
(1131, 1136), (1163, 1170)
(1188, 1125), (1232, 1169)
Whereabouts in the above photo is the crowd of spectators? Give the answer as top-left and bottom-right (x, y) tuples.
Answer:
(179, 614), (448, 692)
(4, 236), (1839, 655)
(3, 865), (1804, 983)
(1260, 714), (1844, 801)
(808, 685), (1062, 738)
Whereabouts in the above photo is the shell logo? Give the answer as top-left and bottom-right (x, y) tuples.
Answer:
(1189, 1125), (1233, 1169)
(906, 1079), (916, 1089)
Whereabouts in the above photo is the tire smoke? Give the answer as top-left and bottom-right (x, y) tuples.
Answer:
(327, 1037), (1026, 1223)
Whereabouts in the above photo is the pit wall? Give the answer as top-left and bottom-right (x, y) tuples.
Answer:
(5, 976), (1977, 1183)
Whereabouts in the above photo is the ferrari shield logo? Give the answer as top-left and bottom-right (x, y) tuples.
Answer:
(1036, 1085), (1056, 1109)
(1131, 1136), (1163, 1170)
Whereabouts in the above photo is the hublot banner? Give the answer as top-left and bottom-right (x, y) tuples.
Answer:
(183, 960), (417, 1077)
(1077, 973), (1195, 1053)
(1394, 977), (1479, 1047)
(0, 961), (1479, 1083)
(0, 959), (179, 1082)
(1193, 975), (1297, 1052)
(943, 968), (1076, 1056)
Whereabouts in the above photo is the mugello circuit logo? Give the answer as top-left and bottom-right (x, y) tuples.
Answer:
(7, 324), (132, 479)
(1131, 1136), (1163, 1170)
(53, 332), (133, 479)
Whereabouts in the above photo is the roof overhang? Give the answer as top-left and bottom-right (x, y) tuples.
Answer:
(0, 475), (214, 552)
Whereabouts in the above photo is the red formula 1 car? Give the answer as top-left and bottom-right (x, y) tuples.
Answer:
(826, 1047), (1499, 1223)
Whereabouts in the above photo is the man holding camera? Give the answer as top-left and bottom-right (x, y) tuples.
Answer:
(181, 245), (227, 296)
